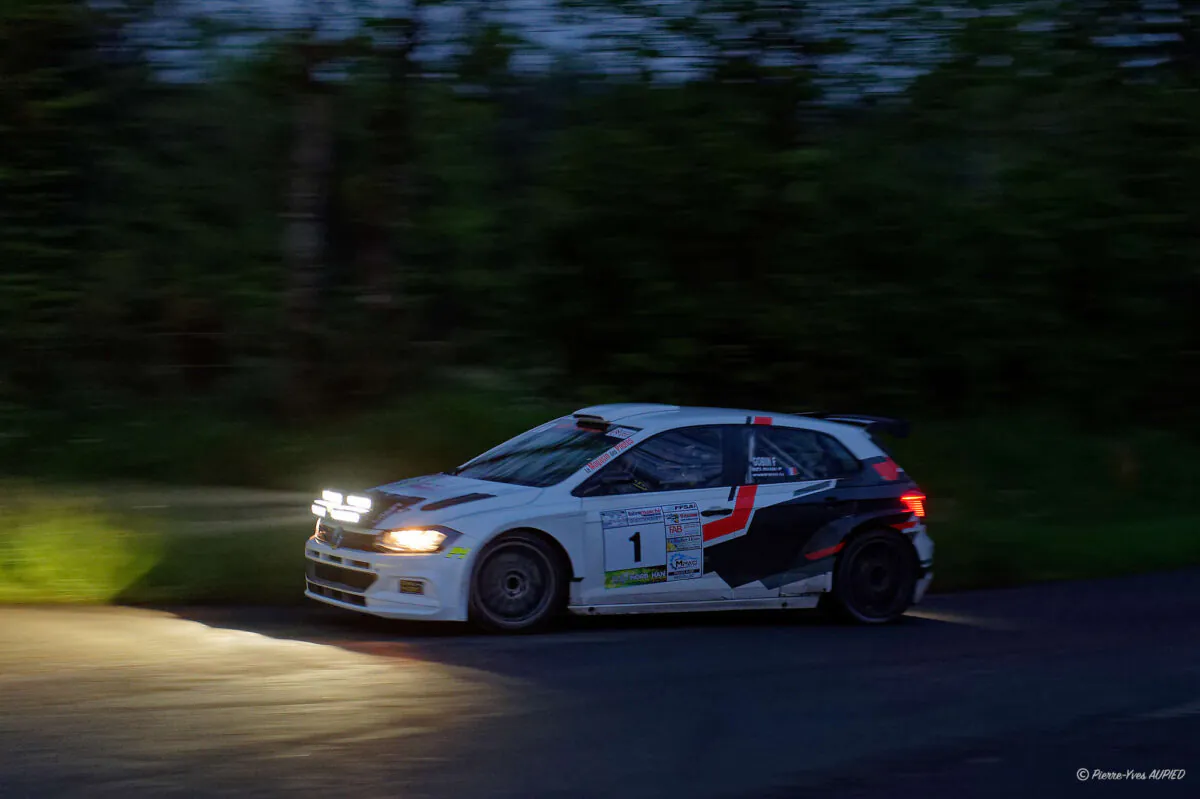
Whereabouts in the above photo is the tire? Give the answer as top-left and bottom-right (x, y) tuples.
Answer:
(827, 529), (918, 624)
(469, 531), (566, 633)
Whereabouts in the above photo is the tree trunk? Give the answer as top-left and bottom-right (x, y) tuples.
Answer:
(282, 88), (332, 419)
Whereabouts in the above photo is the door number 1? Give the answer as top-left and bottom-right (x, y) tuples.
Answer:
(628, 531), (642, 563)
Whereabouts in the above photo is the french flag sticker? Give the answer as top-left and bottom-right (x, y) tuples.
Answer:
(784, 466), (799, 476)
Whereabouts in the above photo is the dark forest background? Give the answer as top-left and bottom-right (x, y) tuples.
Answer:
(2, 0), (1199, 599)
(2, 0), (1198, 486)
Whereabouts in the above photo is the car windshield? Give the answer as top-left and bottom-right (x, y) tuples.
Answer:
(451, 419), (638, 488)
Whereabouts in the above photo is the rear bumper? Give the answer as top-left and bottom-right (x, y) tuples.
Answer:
(304, 538), (472, 621)
(913, 571), (934, 604)
(911, 527), (934, 605)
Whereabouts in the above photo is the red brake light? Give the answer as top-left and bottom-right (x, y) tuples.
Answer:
(901, 493), (926, 518)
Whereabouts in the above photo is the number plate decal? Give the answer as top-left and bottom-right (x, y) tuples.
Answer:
(602, 502), (703, 588)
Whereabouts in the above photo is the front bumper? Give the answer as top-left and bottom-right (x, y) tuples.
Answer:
(304, 538), (473, 621)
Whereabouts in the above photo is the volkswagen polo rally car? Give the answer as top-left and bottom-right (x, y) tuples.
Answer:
(305, 404), (934, 631)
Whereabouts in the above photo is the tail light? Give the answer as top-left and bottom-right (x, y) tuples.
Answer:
(901, 493), (926, 518)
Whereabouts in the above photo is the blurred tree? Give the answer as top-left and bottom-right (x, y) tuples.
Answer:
(1, 0), (1198, 431)
(0, 0), (105, 400)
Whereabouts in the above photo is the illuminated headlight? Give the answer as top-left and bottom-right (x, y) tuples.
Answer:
(378, 529), (447, 554)
(314, 489), (369, 522)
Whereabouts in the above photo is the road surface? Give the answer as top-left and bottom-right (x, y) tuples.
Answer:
(1, 570), (1198, 798)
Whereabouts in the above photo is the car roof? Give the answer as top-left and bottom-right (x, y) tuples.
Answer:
(571, 403), (862, 438)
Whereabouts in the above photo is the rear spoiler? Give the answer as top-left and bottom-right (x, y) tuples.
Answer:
(795, 413), (911, 439)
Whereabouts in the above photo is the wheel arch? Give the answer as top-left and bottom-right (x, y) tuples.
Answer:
(473, 525), (576, 582)
(824, 522), (922, 624)
(839, 516), (920, 566)
(466, 526), (573, 632)
(844, 511), (916, 554)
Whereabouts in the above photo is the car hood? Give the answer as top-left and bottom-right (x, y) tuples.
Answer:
(365, 473), (542, 529)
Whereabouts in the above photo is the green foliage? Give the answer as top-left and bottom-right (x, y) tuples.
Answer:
(0, 0), (1198, 447)
(0, 387), (566, 490)
(114, 526), (306, 605)
(890, 414), (1200, 589)
(3, 410), (1199, 604)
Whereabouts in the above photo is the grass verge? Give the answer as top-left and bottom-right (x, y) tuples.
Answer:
(0, 485), (165, 603)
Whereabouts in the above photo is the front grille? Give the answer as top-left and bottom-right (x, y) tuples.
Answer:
(306, 561), (377, 592)
(308, 581), (367, 606)
(316, 523), (380, 552)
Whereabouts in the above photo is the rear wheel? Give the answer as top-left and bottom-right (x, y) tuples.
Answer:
(827, 530), (917, 624)
(469, 531), (565, 633)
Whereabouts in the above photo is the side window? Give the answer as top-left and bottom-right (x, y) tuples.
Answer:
(746, 427), (860, 484)
(581, 426), (726, 496)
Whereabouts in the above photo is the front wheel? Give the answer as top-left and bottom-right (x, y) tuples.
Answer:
(827, 530), (917, 624)
(469, 531), (565, 633)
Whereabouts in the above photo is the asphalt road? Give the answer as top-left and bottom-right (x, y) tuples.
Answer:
(2, 570), (1198, 799)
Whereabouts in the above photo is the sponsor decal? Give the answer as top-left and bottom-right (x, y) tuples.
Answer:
(666, 533), (702, 552)
(606, 426), (637, 440)
(602, 501), (703, 587)
(601, 510), (628, 528)
(666, 550), (702, 581)
(582, 435), (638, 475)
(445, 547), (471, 559)
(627, 506), (664, 524)
(668, 552), (700, 570)
(750, 455), (785, 479)
(605, 566), (667, 589)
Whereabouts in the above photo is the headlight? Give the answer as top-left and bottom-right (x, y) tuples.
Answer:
(378, 528), (447, 554)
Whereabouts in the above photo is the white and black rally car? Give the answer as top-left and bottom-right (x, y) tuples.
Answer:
(305, 404), (934, 631)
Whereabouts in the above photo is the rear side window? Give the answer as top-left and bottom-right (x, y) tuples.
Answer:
(745, 427), (860, 484)
(578, 426), (726, 496)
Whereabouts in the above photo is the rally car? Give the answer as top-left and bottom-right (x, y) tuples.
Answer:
(305, 404), (934, 631)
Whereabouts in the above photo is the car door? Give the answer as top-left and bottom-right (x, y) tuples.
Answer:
(576, 425), (740, 606)
(703, 424), (861, 598)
